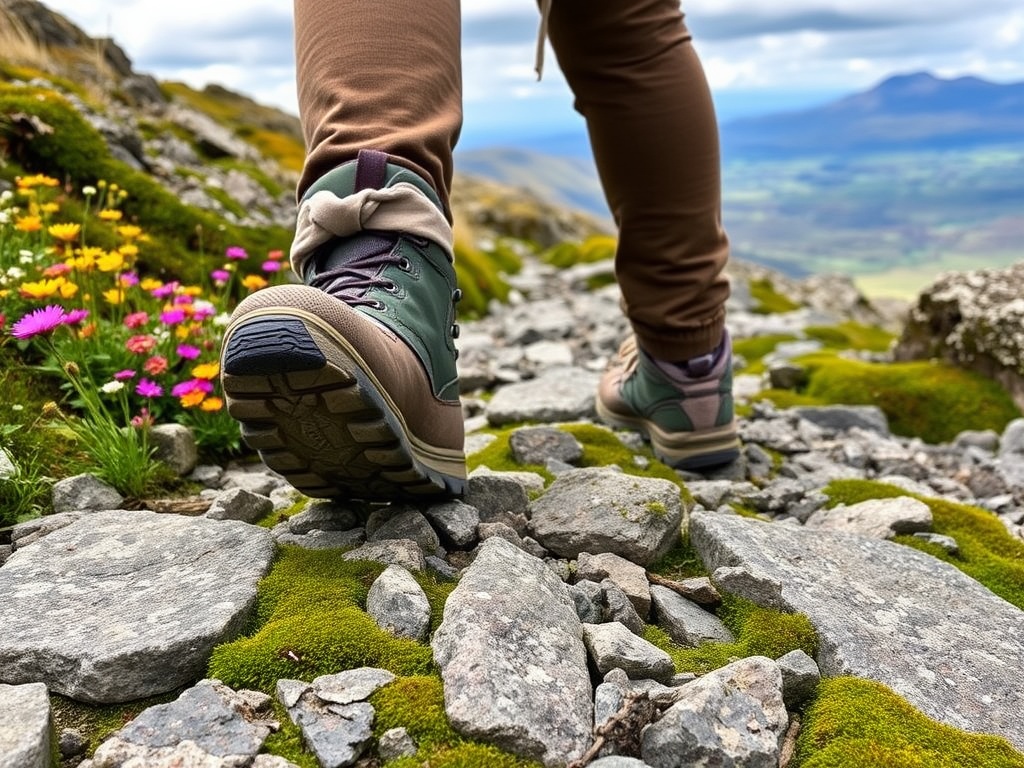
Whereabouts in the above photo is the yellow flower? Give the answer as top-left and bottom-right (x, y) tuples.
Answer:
(16, 174), (59, 190)
(175, 325), (191, 340)
(117, 225), (143, 240)
(241, 274), (268, 291)
(48, 222), (81, 243)
(68, 249), (99, 271)
(39, 202), (60, 214)
(118, 243), (139, 258)
(180, 285), (203, 297)
(96, 251), (125, 273)
(103, 288), (125, 305)
(19, 278), (60, 299)
(200, 397), (224, 412)
(191, 362), (220, 380)
(98, 209), (123, 222)
(58, 279), (78, 299)
(14, 215), (43, 233)
(180, 390), (206, 408)
(139, 278), (163, 292)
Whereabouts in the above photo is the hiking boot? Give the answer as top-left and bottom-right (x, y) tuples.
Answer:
(220, 150), (465, 501)
(596, 332), (740, 470)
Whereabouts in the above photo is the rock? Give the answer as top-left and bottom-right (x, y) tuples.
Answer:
(649, 585), (735, 647)
(664, 576), (723, 608)
(220, 468), (285, 497)
(0, 683), (51, 768)
(284, 695), (375, 768)
(998, 418), (1024, 491)
(529, 467), (683, 566)
(150, 423), (198, 476)
(312, 668), (396, 705)
(804, 496), (933, 539)
(58, 727), (89, 759)
(593, 679), (625, 733)
(577, 551), (652, 619)
(510, 426), (584, 465)
(690, 511), (1024, 750)
(432, 538), (592, 767)
(275, 529), (367, 550)
(954, 429), (1000, 453)
(51, 473), (122, 513)
(423, 500), (480, 549)
(0, 447), (16, 480)
(205, 487), (274, 523)
(486, 367), (601, 426)
(589, 758), (652, 768)
(767, 362), (807, 390)
(0, 510), (274, 703)
(641, 656), (787, 768)
(343, 539), (425, 572)
(288, 500), (360, 534)
(912, 531), (960, 555)
(568, 580), (605, 624)
(601, 579), (646, 636)
(479, 521), (526, 549)
(472, 465), (548, 493)
(894, 262), (1024, 413)
(366, 565), (432, 642)
(464, 472), (531, 524)
(10, 511), (81, 549)
(87, 680), (276, 767)
(369, 509), (441, 556)
(793, 405), (890, 436)
(378, 727), (417, 761)
(582, 622), (675, 683)
(776, 649), (821, 710)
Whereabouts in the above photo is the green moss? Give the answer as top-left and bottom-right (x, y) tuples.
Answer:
(804, 322), (895, 353)
(643, 593), (818, 676)
(750, 278), (802, 314)
(49, 691), (181, 759)
(372, 676), (541, 767)
(793, 677), (1024, 768)
(824, 479), (1024, 611)
(733, 333), (799, 372)
(453, 237), (512, 318)
(649, 538), (707, 580)
(540, 234), (616, 268)
(207, 547), (433, 693)
(646, 500), (668, 517)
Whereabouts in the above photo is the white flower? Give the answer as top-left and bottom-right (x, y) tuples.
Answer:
(6, 267), (25, 280)
(0, 190), (12, 203)
(0, 212), (9, 225)
(100, 381), (125, 395)
(212, 312), (232, 327)
(82, 185), (97, 196)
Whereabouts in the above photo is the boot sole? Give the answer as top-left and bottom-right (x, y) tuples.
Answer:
(221, 311), (466, 501)
(596, 399), (740, 470)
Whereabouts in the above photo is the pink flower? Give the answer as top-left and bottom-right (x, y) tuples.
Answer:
(11, 306), (68, 339)
(131, 408), (153, 428)
(124, 311), (149, 329)
(113, 369), (137, 381)
(120, 272), (139, 287)
(160, 309), (186, 325)
(267, 249), (285, 261)
(261, 260), (282, 273)
(126, 334), (158, 354)
(173, 294), (194, 306)
(151, 281), (179, 299)
(171, 378), (214, 397)
(176, 344), (201, 360)
(225, 246), (248, 260)
(63, 309), (90, 326)
(143, 355), (168, 376)
(135, 378), (163, 398)
(192, 305), (215, 321)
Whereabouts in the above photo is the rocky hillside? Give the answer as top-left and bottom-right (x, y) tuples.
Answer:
(2, 3), (1024, 768)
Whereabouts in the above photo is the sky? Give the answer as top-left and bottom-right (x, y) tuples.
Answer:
(38, 0), (1024, 148)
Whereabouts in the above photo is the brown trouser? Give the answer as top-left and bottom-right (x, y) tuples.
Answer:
(294, 0), (729, 361)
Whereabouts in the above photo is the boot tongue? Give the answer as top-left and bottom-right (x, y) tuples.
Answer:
(318, 233), (394, 273)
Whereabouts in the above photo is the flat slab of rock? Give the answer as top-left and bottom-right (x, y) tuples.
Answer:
(690, 511), (1024, 750)
(530, 467), (683, 566)
(0, 510), (275, 703)
(804, 496), (933, 539)
(485, 367), (601, 426)
(432, 537), (593, 767)
(0, 683), (51, 768)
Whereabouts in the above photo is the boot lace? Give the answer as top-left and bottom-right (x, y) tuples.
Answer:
(307, 233), (416, 310)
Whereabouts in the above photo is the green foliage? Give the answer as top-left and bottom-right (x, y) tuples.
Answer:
(732, 334), (799, 369)
(824, 479), (1024, 611)
(793, 677), (1024, 768)
(643, 593), (819, 676)
(540, 234), (616, 268)
(750, 278), (801, 314)
(804, 322), (896, 353)
(453, 237), (512, 318)
(207, 547), (434, 693)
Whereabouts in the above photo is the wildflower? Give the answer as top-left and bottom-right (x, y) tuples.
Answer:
(16, 174), (59, 189)
(100, 380), (125, 395)
(261, 260), (282, 273)
(118, 243), (139, 258)
(192, 304), (216, 321)
(43, 263), (72, 278)
(82, 185), (97, 197)
(97, 251), (125, 273)
(64, 361), (80, 376)
(18, 250), (35, 263)
(19, 278), (61, 299)
(126, 334), (158, 354)
(160, 309), (186, 325)
(98, 209), (123, 221)
(191, 361), (220, 380)
(41, 401), (62, 419)
(48, 223), (81, 243)
(14, 215), (42, 232)
(58, 280), (78, 299)
(114, 369), (136, 381)
(143, 355), (169, 376)
(173, 293), (195, 306)
(200, 397), (224, 412)
(131, 408), (154, 428)
(172, 378), (214, 408)
(212, 312), (231, 327)
(102, 288), (125, 305)
(117, 225), (143, 240)
(124, 311), (149, 329)
(40, 202), (60, 215)
(6, 267), (25, 280)
(63, 309), (90, 326)
(242, 274), (268, 291)
(136, 379), (163, 398)
(267, 249), (285, 261)
(10, 305), (67, 339)
(180, 285), (203, 297)
(139, 278), (163, 292)
(210, 269), (230, 286)
(225, 246), (248, 260)
(176, 344), (201, 360)
(69, 248), (102, 271)
(119, 272), (139, 287)
(151, 281), (179, 299)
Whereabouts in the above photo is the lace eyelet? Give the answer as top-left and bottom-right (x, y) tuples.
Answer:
(371, 300), (386, 311)
(383, 281), (399, 294)
(398, 257), (412, 272)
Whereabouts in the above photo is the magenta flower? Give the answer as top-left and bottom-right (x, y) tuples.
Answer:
(210, 269), (230, 285)
(225, 246), (248, 260)
(261, 260), (282, 273)
(136, 378), (163, 398)
(120, 272), (139, 287)
(192, 305), (215, 321)
(151, 281), (179, 299)
(159, 309), (186, 325)
(176, 344), (201, 360)
(63, 309), (90, 326)
(124, 311), (149, 329)
(113, 369), (137, 381)
(171, 378), (214, 397)
(173, 294), (194, 306)
(11, 305), (68, 340)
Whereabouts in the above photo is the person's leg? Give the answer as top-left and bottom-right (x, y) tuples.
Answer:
(547, 0), (738, 468)
(219, 0), (466, 501)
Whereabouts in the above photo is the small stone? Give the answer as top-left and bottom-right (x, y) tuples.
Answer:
(369, 509), (441, 556)
(58, 728), (89, 758)
(582, 622), (675, 683)
(510, 426), (584, 466)
(275, 529), (367, 550)
(776, 649), (821, 710)
(150, 423), (198, 477)
(205, 487), (274, 524)
(464, 473), (531, 523)
(669, 576), (723, 608)
(312, 668), (396, 705)
(276, 679), (310, 710)
(486, 367), (601, 426)
(478, 521), (526, 549)
(366, 566), (432, 642)
(794, 405), (890, 436)
(912, 532), (960, 555)
(285, 696), (375, 768)
(568, 580), (604, 624)
(343, 539), (426, 572)
(649, 585), (735, 647)
(588, 757), (652, 768)
(768, 362), (807, 390)
(51, 473), (122, 514)
(288, 501), (360, 534)
(577, 551), (652, 619)
(378, 727), (417, 762)
(602, 579), (645, 637)
(423, 500), (480, 549)
(805, 496), (933, 539)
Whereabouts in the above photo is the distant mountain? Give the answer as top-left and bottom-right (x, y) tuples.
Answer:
(722, 72), (1024, 158)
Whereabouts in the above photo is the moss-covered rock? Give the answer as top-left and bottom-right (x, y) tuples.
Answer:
(794, 677), (1024, 768)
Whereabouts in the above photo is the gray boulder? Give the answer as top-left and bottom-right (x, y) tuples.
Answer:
(343, 539), (425, 571)
(649, 585), (735, 647)
(0, 683), (51, 768)
(205, 487), (274, 523)
(486, 367), (601, 426)
(804, 496), (933, 539)
(423, 500), (480, 549)
(366, 565), (432, 642)
(776, 649), (821, 710)
(150, 423), (198, 476)
(51, 473), (122, 513)
(582, 622), (675, 683)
